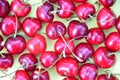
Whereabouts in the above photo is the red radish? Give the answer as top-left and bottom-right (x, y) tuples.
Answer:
(37, 2), (54, 23)
(1, 15), (21, 36)
(15, 70), (30, 80)
(54, 38), (74, 55)
(73, 0), (87, 3)
(97, 74), (118, 80)
(99, 0), (115, 7)
(74, 42), (94, 62)
(0, 35), (3, 51)
(56, 0), (75, 18)
(22, 17), (42, 37)
(75, 2), (95, 20)
(0, 54), (13, 69)
(94, 47), (115, 68)
(0, 0), (10, 18)
(31, 68), (50, 80)
(40, 51), (58, 68)
(97, 7), (116, 29)
(56, 57), (78, 77)
(79, 63), (98, 80)
(26, 34), (46, 55)
(5, 35), (26, 54)
(86, 28), (105, 45)
(11, 0), (31, 17)
(68, 20), (88, 40)
(105, 32), (120, 52)
(115, 16), (120, 33)
(19, 53), (38, 71)
(46, 21), (66, 40)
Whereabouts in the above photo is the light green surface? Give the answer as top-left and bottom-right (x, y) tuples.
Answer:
(0, 0), (120, 80)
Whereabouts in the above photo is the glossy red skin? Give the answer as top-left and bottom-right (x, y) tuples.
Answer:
(57, 0), (75, 18)
(94, 47), (115, 68)
(79, 63), (98, 80)
(1, 15), (21, 36)
(74, 42), (94, 63)
(54, 38), (74, 55)
(0, 0), (10, 17)
(27, 34), (46, 55)
(15, 70), (30, 80)
(37, 2), (54, 23)
(11, 0), (31, 17)
(115, 16), (120, 33)
(0, 35), (3, 51)
(105, 32), (120, 52)
(46, 21), (66, 39)
(40, 51), (58, 68)
(73, 0), (87, 3)
(99, 0), (115, 7)
(19, 53), (38, 71)
(63, 77), (78, 80)
(68, 20), (88, 39)
(97, 74), (118, 80)
(31, 69), (50, 80)
(0, 54), (13, 69)
(75, 2), (95, 20)
(97, 7), (116, 29)
(22, 17), (42, 37)
(56, 57), (78, 77)
(86, 28), (105, 45)
(5, 35), (26, 54)
(48, 0), (58, 3)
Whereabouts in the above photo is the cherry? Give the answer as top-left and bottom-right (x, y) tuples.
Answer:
(97, 7), (116, 29)
(0, 0), (10, 18)
(40, 51), (58, 68)
(46, 21), (66, 40)
(63, 77), (78, 80)
(15, 70), (30, 80)
(115, 16), (120, 33)
(94, 47), (115, 68)
(0, 54), (13, 69)
(105, 32), (120, 52)
(31, 68), (50, 80)
(56, 0), (75, 18)
(99, 0), (115, 7)
(19, 53), (38, 71)
(79, 63), (98, 80)
(75, 2), (95, 20)
(26, 34), (46, 55)
(54, 38), (74, 55)
(97, 74), (118, 80)
(0, 35), (3, 51)
(11, 0), (31, 17)
(1, 15), (21, 36)
(86, 28), (105, 45)
(73, 0), (87, 3)
(37, 2), (54, 23)
(74, 42), (94, 63)
(22, 17), (42, 37)
(68, 20), (88, 40)
(48, 0), (58, 3)
(56, 57), (78, 77)
(5, 35), (26, 54)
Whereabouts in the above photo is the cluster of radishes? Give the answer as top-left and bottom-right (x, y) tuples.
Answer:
(0, 0), (119, 80)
